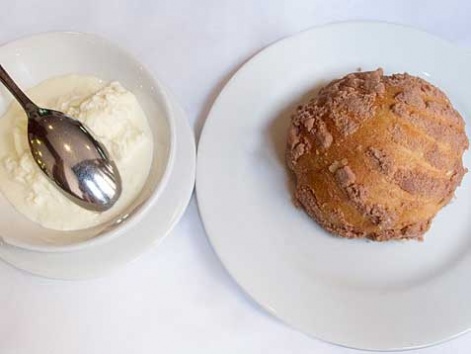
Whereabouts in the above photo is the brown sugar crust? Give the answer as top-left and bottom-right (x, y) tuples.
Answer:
(286, 69), (469, 241)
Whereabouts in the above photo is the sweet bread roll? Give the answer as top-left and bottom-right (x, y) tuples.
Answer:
(286, 69), (468, 241)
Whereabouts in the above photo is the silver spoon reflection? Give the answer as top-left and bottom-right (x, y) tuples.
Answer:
(0, 65), (122, 212)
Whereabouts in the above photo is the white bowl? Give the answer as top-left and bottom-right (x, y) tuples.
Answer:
(0, 32), (175, 252)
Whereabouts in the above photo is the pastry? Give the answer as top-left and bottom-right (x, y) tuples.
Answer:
(286, 69), (468, 241)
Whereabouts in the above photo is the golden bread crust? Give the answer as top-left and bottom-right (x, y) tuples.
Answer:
(286, 69), (468, 241)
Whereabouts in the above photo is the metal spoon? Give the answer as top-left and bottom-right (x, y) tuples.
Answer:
(0, 65), (122, 212)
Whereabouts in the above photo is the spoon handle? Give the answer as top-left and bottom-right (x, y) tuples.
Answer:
(0, 64), (37, 112)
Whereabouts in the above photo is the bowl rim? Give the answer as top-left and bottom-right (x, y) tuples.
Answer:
(0, 31), (177, 253)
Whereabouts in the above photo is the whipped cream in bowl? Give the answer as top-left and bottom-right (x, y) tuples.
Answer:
(0, 35), (175, 252)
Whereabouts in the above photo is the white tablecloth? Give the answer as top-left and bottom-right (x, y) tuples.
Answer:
(1, 1), (470, 353)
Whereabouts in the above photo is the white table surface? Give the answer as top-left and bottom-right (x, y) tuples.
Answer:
(1, 1), (470, 353)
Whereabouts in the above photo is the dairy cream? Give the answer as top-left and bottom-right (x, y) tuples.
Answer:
(0, 75), (153, 230)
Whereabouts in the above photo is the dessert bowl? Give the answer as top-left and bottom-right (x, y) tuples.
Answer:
(0, 32), (175, 252)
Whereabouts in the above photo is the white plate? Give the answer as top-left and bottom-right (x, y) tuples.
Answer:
(0, 78), (195, 279)
(197, 22), (471, 351)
